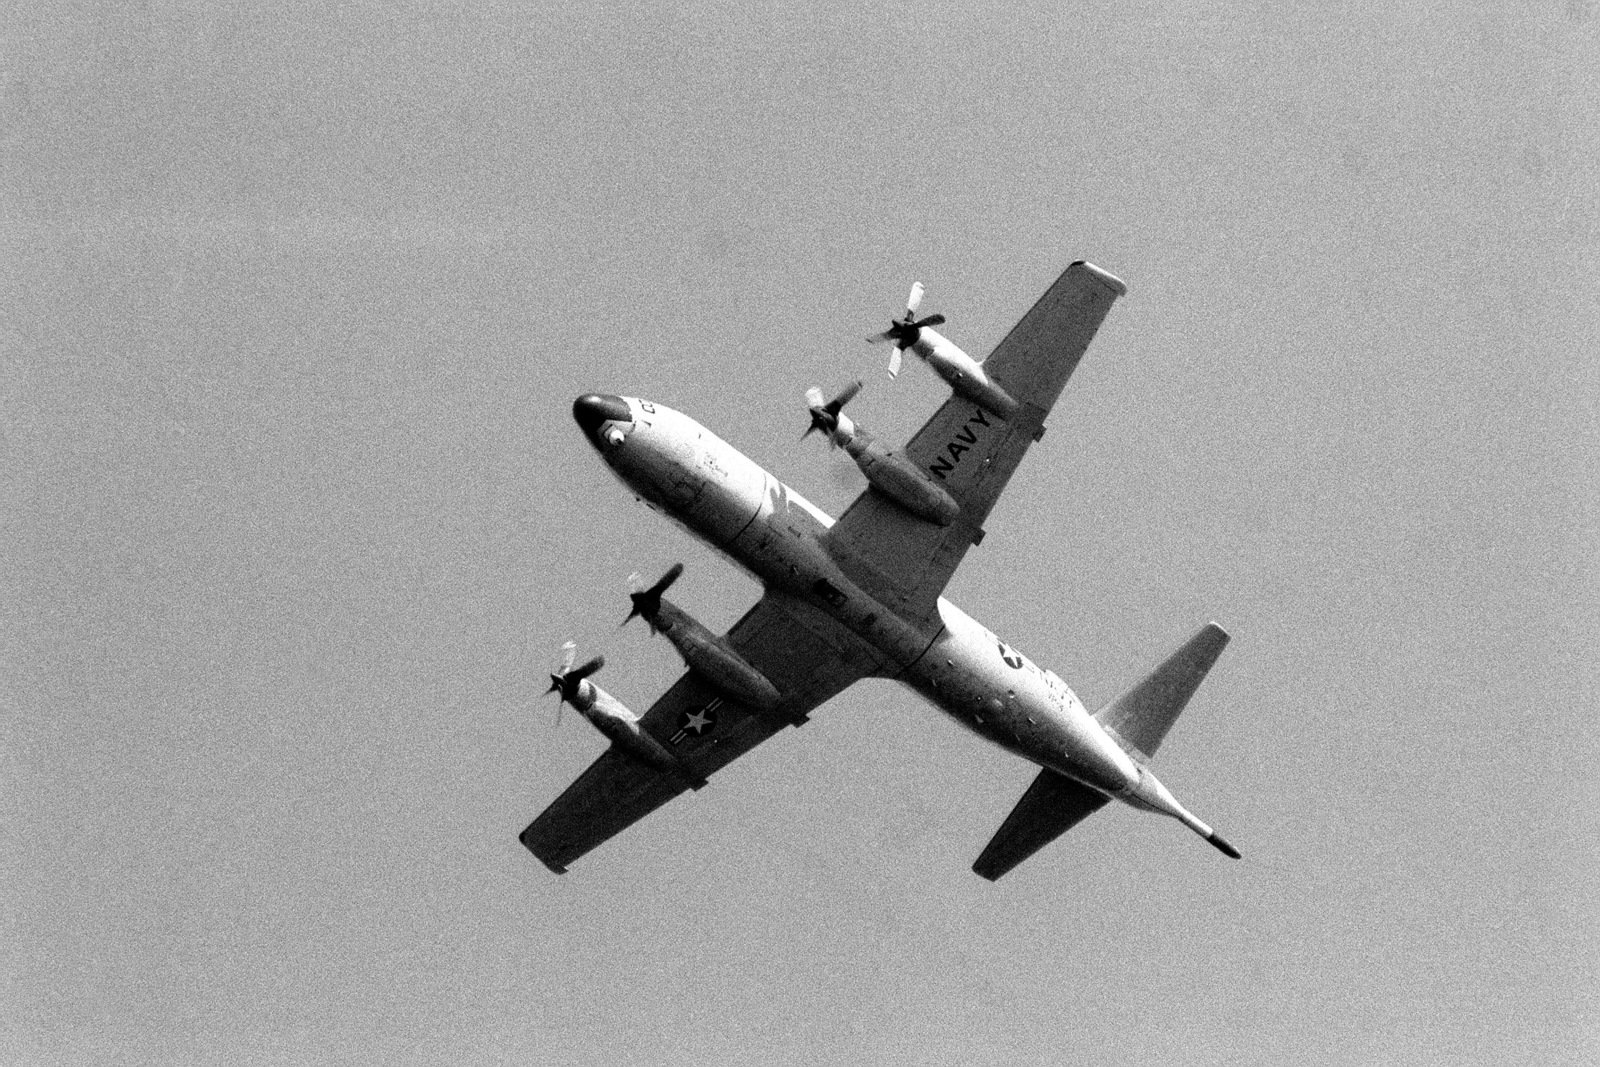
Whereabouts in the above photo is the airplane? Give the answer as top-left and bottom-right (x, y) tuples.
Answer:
(524, 262), (1240, 880)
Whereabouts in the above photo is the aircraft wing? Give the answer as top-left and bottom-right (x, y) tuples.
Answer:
(823, 262), (1127, 624)
(521, 591), (881, 873)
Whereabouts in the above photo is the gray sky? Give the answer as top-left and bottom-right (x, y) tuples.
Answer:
(5, 2), (1597, 1063)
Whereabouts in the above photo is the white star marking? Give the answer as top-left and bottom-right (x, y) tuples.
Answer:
(683, 708), (712, 734)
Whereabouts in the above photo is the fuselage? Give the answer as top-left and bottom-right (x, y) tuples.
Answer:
(572, 393), (1145, 802)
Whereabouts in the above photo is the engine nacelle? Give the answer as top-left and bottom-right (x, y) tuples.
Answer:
(549, 648), (705, 788)
(806, 384), (959, 526)
(648, 600), (782, 711)
(572, 684), (701, 783)
(846, 435), (960, 526)
(907, 327), (1019, 420)
(829, 418), (959, 527)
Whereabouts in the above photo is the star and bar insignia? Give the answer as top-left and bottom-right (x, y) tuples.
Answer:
(670, 697), (723, 746)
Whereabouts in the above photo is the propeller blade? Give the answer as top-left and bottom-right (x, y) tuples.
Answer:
(649, 563), (684, 599)
(550, 643), (602, 701)
(622, 575), (646, 626)
(546, 671), (566, 726)
(827, 379), (862, 413)
(906, 281), (925, 317)
(626, 564), (684, 628)
(548, 643), (601, 722)
(870, 282), (938, 366)
(804, 413), (831, 443)
(806, 384), (857, 444)
(569, 654), (605, 683)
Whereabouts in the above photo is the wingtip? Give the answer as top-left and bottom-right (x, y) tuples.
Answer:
(1068, 260), (1129, 296)
(520, 827), (570, 874)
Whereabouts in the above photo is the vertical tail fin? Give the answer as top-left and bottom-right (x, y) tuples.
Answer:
(1094, 623), (1229, 764)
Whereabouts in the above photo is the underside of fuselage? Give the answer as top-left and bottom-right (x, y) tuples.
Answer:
(571, 392), (1142, 802)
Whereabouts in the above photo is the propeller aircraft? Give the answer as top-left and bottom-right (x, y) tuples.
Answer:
(524, 262), (1239, 880)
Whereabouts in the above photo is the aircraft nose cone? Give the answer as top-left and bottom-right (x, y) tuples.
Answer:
(572, 394), (631, 440)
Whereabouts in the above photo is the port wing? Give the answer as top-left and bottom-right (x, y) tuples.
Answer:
(823, 262), (1127, 625)
(521, 592), (880, 873)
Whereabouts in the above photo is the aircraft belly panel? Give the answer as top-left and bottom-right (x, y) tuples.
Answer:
(904, 599), (1137, 796)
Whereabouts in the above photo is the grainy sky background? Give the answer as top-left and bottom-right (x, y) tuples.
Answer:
(4, 2), (1597, 1064)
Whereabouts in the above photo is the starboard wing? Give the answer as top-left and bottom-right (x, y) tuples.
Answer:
(823, 262), (1127, 624)
(521, 590), (881, 873)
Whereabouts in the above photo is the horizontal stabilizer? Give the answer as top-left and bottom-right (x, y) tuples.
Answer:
(972, 769), (1111, 882)
(1094, 623), (1229, 764)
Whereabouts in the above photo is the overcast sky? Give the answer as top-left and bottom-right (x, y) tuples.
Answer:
(4, 2), (1597, 1064)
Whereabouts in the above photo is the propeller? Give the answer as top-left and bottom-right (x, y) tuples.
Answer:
(623, 563), (684, 633)
(802, 380), (862, 447)
(866, 281), (946, 379)
(547, 640), (604, 724)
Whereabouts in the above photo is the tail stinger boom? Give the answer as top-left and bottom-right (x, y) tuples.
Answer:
(972, 621), (1237, 880)
(1097, 621), (1239, 859)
